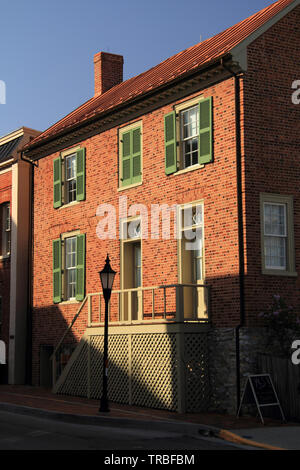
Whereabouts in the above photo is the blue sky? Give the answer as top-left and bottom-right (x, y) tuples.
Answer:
(0, 0), (274, 137)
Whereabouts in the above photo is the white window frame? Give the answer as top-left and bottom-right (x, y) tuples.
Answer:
(260, 193), (297, 277)
(65, 153), (77, 204)
(64, 236), (77, 301)
(2, 203), (10, 257)
(180, 105), (200, 170)
(178, 201), (205, 283)
(263, 202), (287, 270)
(60, 230), (80, 303)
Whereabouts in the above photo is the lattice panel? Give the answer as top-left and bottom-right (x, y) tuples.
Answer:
(57, 341), (88, 397)
(131, 334), (178, 410)
(55, 330), (210, 413)
(89, 334), (129, 403)
(184, 333), (210, 412)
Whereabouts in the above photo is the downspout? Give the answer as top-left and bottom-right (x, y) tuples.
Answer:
(221, 59), (245, 411)
(19, 150), (36, 384)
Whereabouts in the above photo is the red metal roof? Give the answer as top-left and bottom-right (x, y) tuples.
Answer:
(25, 0), (296, 150)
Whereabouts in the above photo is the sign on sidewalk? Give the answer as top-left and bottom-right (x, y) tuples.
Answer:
(237, 374), (285, 424)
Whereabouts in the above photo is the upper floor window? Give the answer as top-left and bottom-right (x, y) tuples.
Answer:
(53, 147), (85, 208)
(180, 105), (199, 169)
(65, 154), (77, 204)
(119, 122), (142, 189)
(1, 203), (11, 257)
(164, 96), (213, 175)
(260, 193), (297, 276)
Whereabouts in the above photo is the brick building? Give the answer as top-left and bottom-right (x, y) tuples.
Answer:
(23, 0), (300, 413)
(0, 127), (40, 384)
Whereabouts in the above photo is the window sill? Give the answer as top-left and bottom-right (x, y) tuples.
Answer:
(58, 201), (81, 210)
(59, 299), (81, 305)
(169, 164), (205, 177)
(118, 181), (143, 192)
(262, 269), (298, 277)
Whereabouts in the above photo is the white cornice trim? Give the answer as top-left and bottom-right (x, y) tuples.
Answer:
(0, 127), (40, 147)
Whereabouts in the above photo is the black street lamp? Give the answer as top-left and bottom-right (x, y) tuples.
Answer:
(98, 254), (116, 412)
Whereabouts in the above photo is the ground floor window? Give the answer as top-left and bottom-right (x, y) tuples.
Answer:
(260, 193), (296, 276)
(53, 232), (85, 303)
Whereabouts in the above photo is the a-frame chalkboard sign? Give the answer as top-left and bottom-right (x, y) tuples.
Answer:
(237, 374), (285, 424)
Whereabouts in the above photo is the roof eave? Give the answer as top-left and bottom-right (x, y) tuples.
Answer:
(24, 54), (236, 158)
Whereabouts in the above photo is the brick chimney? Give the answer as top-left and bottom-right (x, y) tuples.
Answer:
(94, 52), (124, 97)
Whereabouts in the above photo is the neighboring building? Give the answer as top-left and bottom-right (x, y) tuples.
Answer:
(23, 0), (299, 413)
(0, 127), (40, 384)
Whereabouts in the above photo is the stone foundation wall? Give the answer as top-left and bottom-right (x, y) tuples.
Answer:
(208, 327), (271, 414)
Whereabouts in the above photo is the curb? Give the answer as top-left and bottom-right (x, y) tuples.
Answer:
(0, 400), (286, 450)
(218, 429), (285, 451)
(0, 401), (215, 436)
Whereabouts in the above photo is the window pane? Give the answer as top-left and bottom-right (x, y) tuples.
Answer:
(265, 236), (286, 269)
(264, 203), (286, 236)
(67, 268), (76, 299)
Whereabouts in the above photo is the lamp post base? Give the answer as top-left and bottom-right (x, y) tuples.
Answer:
(99, 397), (110, 413)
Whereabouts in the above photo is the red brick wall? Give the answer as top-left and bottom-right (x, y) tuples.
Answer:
(243, 5), (300, 325)
(0, 169), (12, 362)
(32, 77), (240, 383)
(31, 5), (300, 384)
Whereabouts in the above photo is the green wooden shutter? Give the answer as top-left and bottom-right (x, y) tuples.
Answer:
(132, 127), (142, 184)
(121, 130), (132, 187)
(198, 97), (213, 164)
(76, 234), (85, 301)
(53, 238), (62, 303)
(164, 111), (177, 175)
(76, 148), (85, 202)
(53, 157), (62, 208)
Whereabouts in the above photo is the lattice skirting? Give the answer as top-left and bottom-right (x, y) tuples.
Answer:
(55, 331), (210, 413)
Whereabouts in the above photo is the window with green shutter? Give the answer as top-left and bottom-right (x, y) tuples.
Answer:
(76, 148), (85, 201)
(53, 157), (62, 208)
(53, 148), (86, 208)
(164, 111), (177, 175)
(198, 97), (213, 165)
(164, 96), (213, 174)
(53, 233), (86, 303)
(120, 125), (142, 187)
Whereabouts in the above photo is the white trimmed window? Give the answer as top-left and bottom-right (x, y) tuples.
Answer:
(164, 96), (213, 175)
(65, 154), (77, 204)
(180, 105), (199, 169)
(179, 203), (204, 282)
(260, 194), (296, 276)
(1, 203), (11, 257)
(263, 203), (287, 269)
(65, 236), (77, 300)
(52, 232), (86, 304)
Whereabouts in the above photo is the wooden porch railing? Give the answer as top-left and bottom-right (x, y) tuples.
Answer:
(51, 283), (210, 386)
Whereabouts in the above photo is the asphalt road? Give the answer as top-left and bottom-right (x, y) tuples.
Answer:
(0, 409), (242, 451)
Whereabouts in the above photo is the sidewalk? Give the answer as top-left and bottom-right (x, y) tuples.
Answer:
(0, 385), (299, 450)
